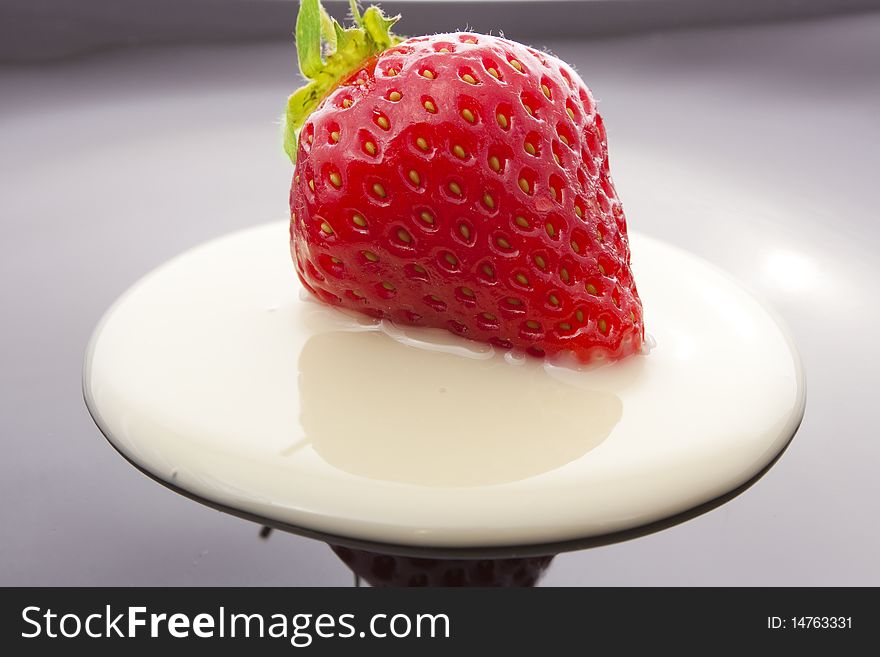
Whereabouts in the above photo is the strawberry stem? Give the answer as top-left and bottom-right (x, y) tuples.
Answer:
(284, 0), (403, 163)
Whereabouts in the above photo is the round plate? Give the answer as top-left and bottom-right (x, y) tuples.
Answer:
(84, 222), (805, 555)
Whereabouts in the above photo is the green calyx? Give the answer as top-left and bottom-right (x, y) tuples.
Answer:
(284, 0), (403, 163)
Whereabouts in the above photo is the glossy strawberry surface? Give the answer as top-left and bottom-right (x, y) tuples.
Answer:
(330, 544), (554, 587)
(290, 33), (643, 361)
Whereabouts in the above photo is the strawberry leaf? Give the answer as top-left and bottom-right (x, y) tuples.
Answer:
(349, 0), (363, 26)
(284, 0), (403, 164)
(319, 4), (337, 50)
(295, 0), (323, 79)
(362, 6), (400, 50)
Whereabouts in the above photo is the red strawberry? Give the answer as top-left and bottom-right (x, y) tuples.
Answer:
(285, 0), (643, 362)
(330, 544), (554, 587)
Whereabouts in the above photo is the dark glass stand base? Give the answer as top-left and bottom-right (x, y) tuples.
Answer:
(329, 544), (555, 588)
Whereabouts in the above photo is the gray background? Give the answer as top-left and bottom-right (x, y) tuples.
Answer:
(4, 0), (880, 62)
(2, 1), (879, 585)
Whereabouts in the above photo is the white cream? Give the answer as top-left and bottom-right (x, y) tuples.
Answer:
(84, 222), (805, 549)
